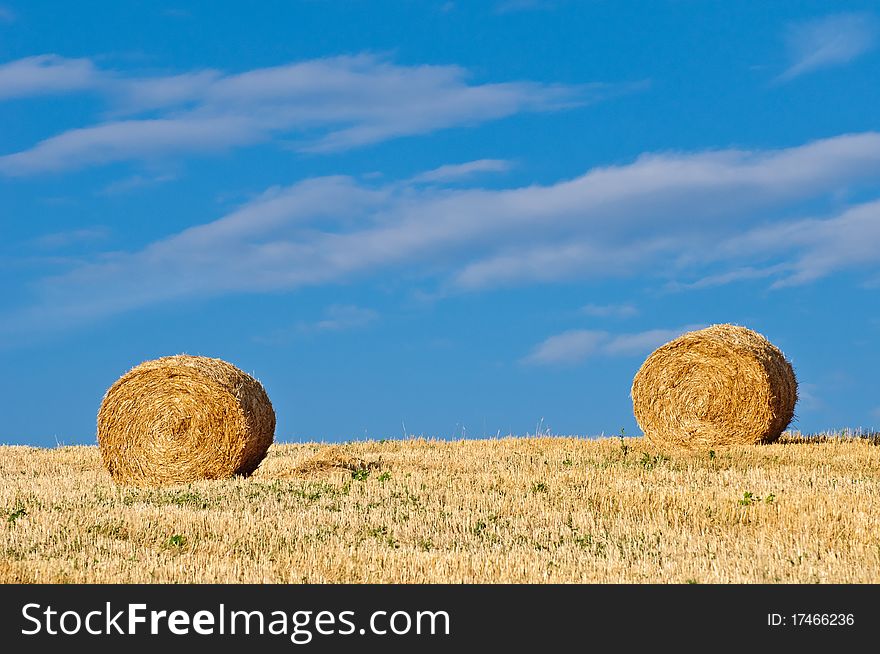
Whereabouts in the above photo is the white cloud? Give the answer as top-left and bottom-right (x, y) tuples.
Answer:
(773, 201), (880, 286)
(113, 70), (221, 113)
(708, 199), (880, 287)
(665, 264), (791, 291)
(522, 325), (702, 366)
(1, 117), (262, 174)
(780, 12), (878, 81)
(0, 54), (597, 174)
(580, 303), (638, 319)
(450, 132), (880, 289)
(300, 304), (379, 333)
(4, 132), (880, 335)
(409, 159), (512, 184)
(0, 55), (100, 100)
(452, 239), (670, 289)
(98, 173), (177, 196)
(521, 330), (606, 365)
(602, 326), (704, 356)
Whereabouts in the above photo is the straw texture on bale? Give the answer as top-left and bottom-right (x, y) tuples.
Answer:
(98, 355), (275, 486)
(631, 324), (797, 448)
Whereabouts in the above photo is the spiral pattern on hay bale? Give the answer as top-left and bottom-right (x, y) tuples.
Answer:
(631, 324), (797, 448)
(98, 355), (275, 486)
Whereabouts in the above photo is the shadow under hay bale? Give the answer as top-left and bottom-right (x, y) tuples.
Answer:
(631, 324), (797, 449)
(98, 355), (275, 487)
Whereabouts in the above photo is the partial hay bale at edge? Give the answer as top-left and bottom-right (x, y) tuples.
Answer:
(631, 324), (797, 449)
(97, 355), (275, 487)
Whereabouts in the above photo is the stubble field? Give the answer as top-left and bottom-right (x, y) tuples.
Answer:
(2, 434), (879, 583)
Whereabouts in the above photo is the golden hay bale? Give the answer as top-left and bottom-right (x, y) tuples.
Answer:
(98, 355), (275, 486)
(631, 324), (797, 448)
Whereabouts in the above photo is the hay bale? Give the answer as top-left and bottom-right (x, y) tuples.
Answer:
(98, 355), (275, 486)
(631, 324), (797, 448)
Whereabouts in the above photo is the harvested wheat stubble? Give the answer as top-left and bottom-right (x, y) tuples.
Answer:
(98, 355), (275, 486)
(261, 445), (375, 478)
(631, 324), (797, 448)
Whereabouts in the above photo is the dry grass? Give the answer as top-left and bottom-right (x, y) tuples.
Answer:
(2, 433), (880, 583)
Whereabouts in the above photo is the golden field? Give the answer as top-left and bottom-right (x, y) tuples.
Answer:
(2, 434), (880, 583)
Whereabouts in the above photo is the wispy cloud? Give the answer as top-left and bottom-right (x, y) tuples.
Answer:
(522, 325), (702, 366)
(299, 304), (379, 333)
(580, 303), (638, 319)
(0, 55), (100, 100)
(0, 54), (606, 175)
(98, 173), (177, 196)
(4, 132), (880, 336)
(665, 265), (791, 291)
(449, 132), (880, 290)
(710, 198), (880, 287)
(601, 326), (704, 356)
(1, 117), (262, 174)
(521, 330), (606, 365)
(779, 12), (878, 81)
(112, 70), (220, 113)
(409, 159), (512, 184)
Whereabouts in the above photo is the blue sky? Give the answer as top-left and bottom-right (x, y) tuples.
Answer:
(1, 1), (879, 445)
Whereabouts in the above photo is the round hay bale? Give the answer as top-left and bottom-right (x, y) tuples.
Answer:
(631, 324), (797, 448)
(98, 355), (275, 486)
